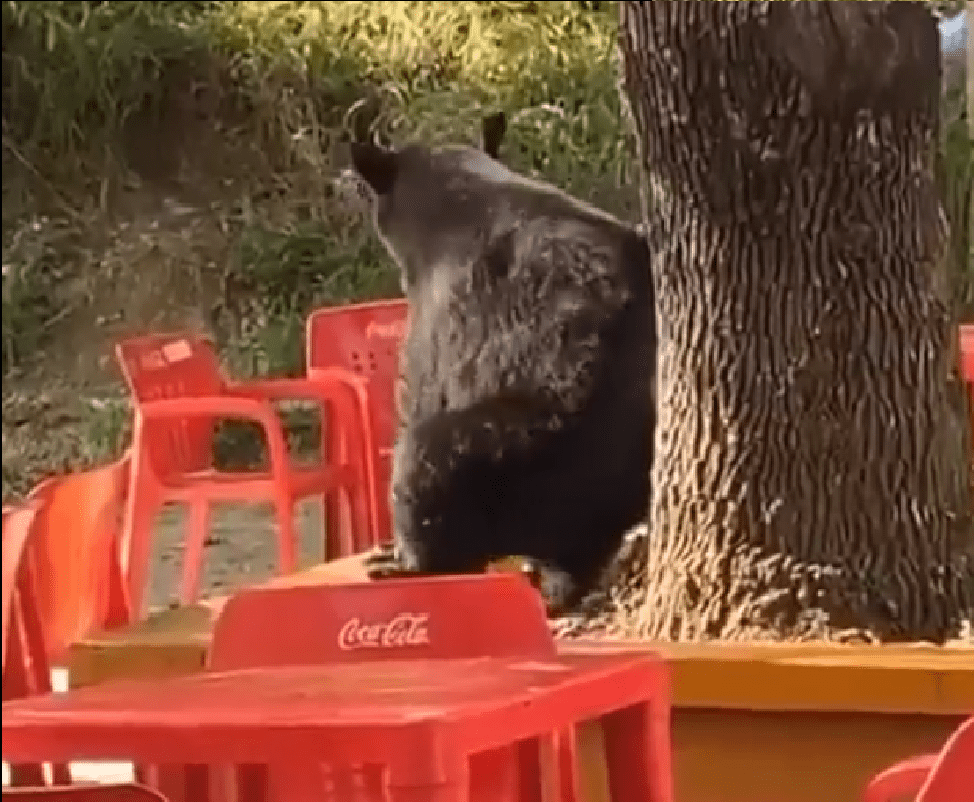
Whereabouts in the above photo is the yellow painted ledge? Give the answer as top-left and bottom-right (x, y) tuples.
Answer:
(567, 639), (974, 715)
(71, 614), (974, 715)
(564, 640), (972, 802)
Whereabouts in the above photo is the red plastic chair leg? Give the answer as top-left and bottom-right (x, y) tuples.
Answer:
(4, 571), (72, 787)
(272, 493), (297, 577)
(323, 416), (355, 560)
(7, 763), (48, 788)
(122, 491), (160, 616)
(602, 700), (674, 802)
(555, 726), (579, 802)
(232, 764), (268, 802)
(514, 738), (551, 802)
(350, 479), (372, 557)
(179, 501), (212, 605)
(469, 745), (519, 802)
(137, 762), (208, 802)
(104, 536), (133, 629)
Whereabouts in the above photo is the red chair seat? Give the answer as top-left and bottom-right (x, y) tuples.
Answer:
(156, 463), (355, 500)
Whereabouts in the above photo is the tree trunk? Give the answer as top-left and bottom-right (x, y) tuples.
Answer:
(619, 1), (974, 643)
(968, 2), (973, 131)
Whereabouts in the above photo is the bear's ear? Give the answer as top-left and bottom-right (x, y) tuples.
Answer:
(481, 111), (507, 160)
(350, 142), (399, 196)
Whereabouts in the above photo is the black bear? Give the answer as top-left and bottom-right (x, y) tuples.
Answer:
(350, 114), (655, 613)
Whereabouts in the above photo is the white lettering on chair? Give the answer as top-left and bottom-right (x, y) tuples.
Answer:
(365, 321), (406, 340)
(337, 613), (431, 650)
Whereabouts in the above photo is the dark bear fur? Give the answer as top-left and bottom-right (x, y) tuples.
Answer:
(350, 115), (655, 612)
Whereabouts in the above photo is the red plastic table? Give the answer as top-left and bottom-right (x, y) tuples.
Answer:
(2, 653), (671, 802)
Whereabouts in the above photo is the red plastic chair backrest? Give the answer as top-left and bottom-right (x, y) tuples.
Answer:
(24, 457), (131, 661)
(306, 300), (408, 536)
(209, 573), (555, 671)
(115, 333), (224, 476)
(917, 715), (974, 801)
(2, 504), (38, 672)
(3, 503), (72, 786)
(1, 785), (169, 801)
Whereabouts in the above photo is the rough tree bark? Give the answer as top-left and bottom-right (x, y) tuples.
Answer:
(618, 1), (973, 643)
(968, 2), (973, 130)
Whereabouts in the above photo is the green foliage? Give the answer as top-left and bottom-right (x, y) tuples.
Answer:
(1, 215), (66, 374)
(2, 1), (211, 167)
(0, 1), (970, 498)
(1, 1), (628, 495)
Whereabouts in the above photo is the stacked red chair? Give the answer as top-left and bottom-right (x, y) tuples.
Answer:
(23, 456), (132, 661)
(306, 299), (408, 553)
(2, 503), (72, 787)
(4, 458), (135, 789)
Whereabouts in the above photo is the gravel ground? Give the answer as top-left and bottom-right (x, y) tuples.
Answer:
(145, 500), (327, 611)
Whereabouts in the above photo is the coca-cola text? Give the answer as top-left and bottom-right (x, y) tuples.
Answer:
(337, 612), (431, 650)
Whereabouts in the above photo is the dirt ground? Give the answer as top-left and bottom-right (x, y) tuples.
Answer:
(146, 502), (326, 611)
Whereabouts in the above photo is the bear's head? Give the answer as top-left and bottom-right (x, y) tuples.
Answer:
(349, 113), (514, 290)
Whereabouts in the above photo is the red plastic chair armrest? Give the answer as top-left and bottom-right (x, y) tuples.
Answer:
(230, 374), (368, 447)
(864, 753), (936, 802)
(136, 396), (290, 476)
(235, 370), (371, 411)
(305, 366), (372, 405)
(236, 371), (374, 441)
(138, 396), (279, 427)
(229, 375), (361, 414)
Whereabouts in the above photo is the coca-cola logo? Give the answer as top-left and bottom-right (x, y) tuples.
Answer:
(337, 612), (431, 650)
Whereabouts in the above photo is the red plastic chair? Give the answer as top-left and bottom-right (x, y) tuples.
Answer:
(23, 456), (132, 662)
(2, 503), (71, 787)
(3, 649), (670, 802)
(114, 333), (372, 614)
(208, 573), (555, 670)
(203, 577), (667, 802)
(158, 574), (554, 801)
(2, 785), (168, 801)
(306, 299), (408, 553)
(4, 576), (671, 802)
(864, 715), (973, 802)
(137, 575), (552, 800)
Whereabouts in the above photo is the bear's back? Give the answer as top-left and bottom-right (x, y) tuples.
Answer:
(401, 168), (652, 441)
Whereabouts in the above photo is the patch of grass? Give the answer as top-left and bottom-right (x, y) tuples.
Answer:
(2, 2), (211, 160)
(2, 1), (628, 497)
(2, 214), (72, 374)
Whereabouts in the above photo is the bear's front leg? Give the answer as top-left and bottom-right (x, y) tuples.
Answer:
(363, 542), (414, 579)
(364, 482), (434, 580)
